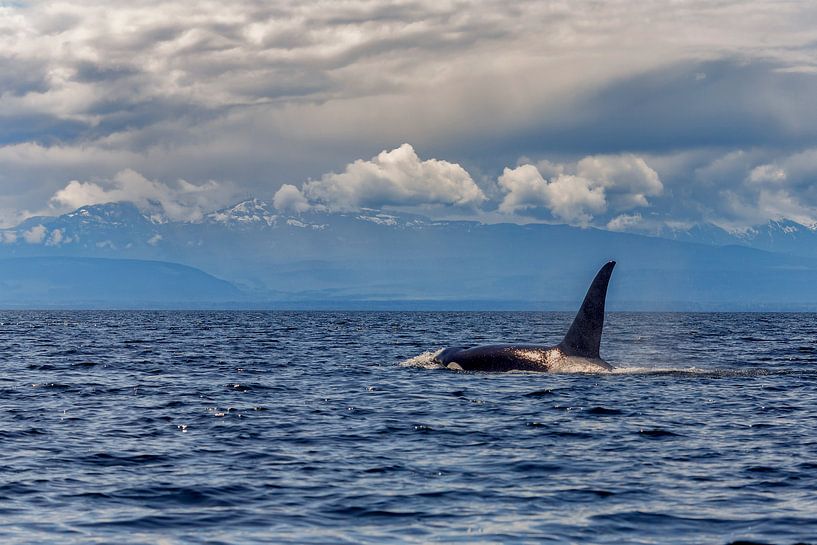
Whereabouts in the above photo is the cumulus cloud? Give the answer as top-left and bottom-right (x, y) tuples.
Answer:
(49, 169), (236, 221)
(497, 165), (603, 225)
(1, 231), (17, 244)
(498, 155), (662, 226)
(575, 156), (663, 209)
(22, 225), (47, 244)
(273, 184), (312, 213)
(607, 213), (644, 231)
(45, 228), (64, 246)
(274, 144), (485, 212)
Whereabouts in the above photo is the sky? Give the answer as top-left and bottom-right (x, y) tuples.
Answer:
(3, 0), (817, 232)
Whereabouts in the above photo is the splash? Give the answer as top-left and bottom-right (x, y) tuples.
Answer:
(610, 366), (706, 375)
(609, 366), (776, 377)
(399, 349), (445, 369)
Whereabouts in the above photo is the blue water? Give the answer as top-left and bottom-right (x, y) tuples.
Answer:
(1, 311), (816, 544)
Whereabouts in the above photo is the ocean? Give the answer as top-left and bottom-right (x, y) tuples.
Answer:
(1, 311), (815, 544)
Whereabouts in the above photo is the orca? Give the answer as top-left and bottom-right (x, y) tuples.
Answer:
(434, 261), (616, 372)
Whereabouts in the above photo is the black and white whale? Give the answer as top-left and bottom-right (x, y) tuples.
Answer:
(434, 261), (616, 372)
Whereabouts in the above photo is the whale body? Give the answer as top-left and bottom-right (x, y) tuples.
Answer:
(434, 261), (616, 373)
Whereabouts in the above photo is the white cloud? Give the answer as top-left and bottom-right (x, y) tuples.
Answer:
(23, 224), (46, 244)
(756, 188), (816, 226)
(575, 155), (663, 210)
(607, 213), (643, 231)
(532, 159), (566, 180)
(278, 144), (485, 212)
(147, 234), (162, 246)
(497, 165), (603, 225)
(273, 184), (311, 213)
(49, 169), (235, 221)
(45, 228), (63, 246)
(1, 231), (17, 244)
(498, 155), (662, 226)
(748, 164), (787, 184)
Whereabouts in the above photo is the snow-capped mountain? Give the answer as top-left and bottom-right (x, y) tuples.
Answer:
(202, 198), (428, 231)
(733, 219), (817, 253)
(204, 198), (279, 227)
(4, 202), (163, 251)
(6, 199), (817, 308)
(0, 200), (428, 253)
(659, 218), (817, 256)
(7, 199), (817, 259)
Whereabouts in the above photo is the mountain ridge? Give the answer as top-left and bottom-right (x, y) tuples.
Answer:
(5, 200), (817, 308)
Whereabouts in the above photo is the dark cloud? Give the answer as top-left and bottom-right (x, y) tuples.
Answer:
(0, 114), (89, 146)
(321, 2), (431, 26)
(470, 60), (817, 158)
(83, 99), (220, 144)
(0, 56), (49, 96)
(3, 0), (817, 229)
(72, 61), (139, 84)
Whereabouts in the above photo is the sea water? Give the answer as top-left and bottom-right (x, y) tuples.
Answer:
(0, 311), (815, 544)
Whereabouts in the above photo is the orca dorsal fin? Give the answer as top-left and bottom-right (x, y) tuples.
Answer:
(558, 261), (616, 358)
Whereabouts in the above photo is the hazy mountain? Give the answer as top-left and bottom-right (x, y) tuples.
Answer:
(0, 256), (243, 308)
(5, 200), (817, 308)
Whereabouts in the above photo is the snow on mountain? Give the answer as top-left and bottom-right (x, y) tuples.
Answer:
(7, 199), (817, 307)
(5, 199), (817, 258)
(732, 219), (817, 242)
(653, 218), (817, 256)
(202, 199), (430, 231)
(1, 202), (163, 251)
(0, 199), (437, 264)
(204, 198), (278, 227)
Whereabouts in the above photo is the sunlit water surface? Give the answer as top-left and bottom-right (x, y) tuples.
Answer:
(1, 311), (816, 544)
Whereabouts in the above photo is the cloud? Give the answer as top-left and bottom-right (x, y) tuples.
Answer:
(1, 231), (17, 244)
(274, 144), (485, 212)
(607, 213), (643, 231)
(609, 145), (817, 231)
(498, 155), (662, 225)
(23, 225), (46, 244)
(495, 60), (817, 158)
(45, 228), (63, 246)
(3, 1), (817, 232)
(273, 184), (312, 213)
(575, 155), (663, 209)
(727, 151), (817, 227)
(497, 165), (604, 224)
(748, 164), (787, 184)
(49, 169), (236, 221)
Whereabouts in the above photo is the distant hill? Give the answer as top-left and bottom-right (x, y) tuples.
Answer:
(0, 257), (243, 308)
(5, 201), (817, 309)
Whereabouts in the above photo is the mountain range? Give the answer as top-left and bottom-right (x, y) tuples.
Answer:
(4, 199), (817, 309)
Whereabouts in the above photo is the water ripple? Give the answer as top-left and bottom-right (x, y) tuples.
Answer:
(0, 311), (816, 544)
